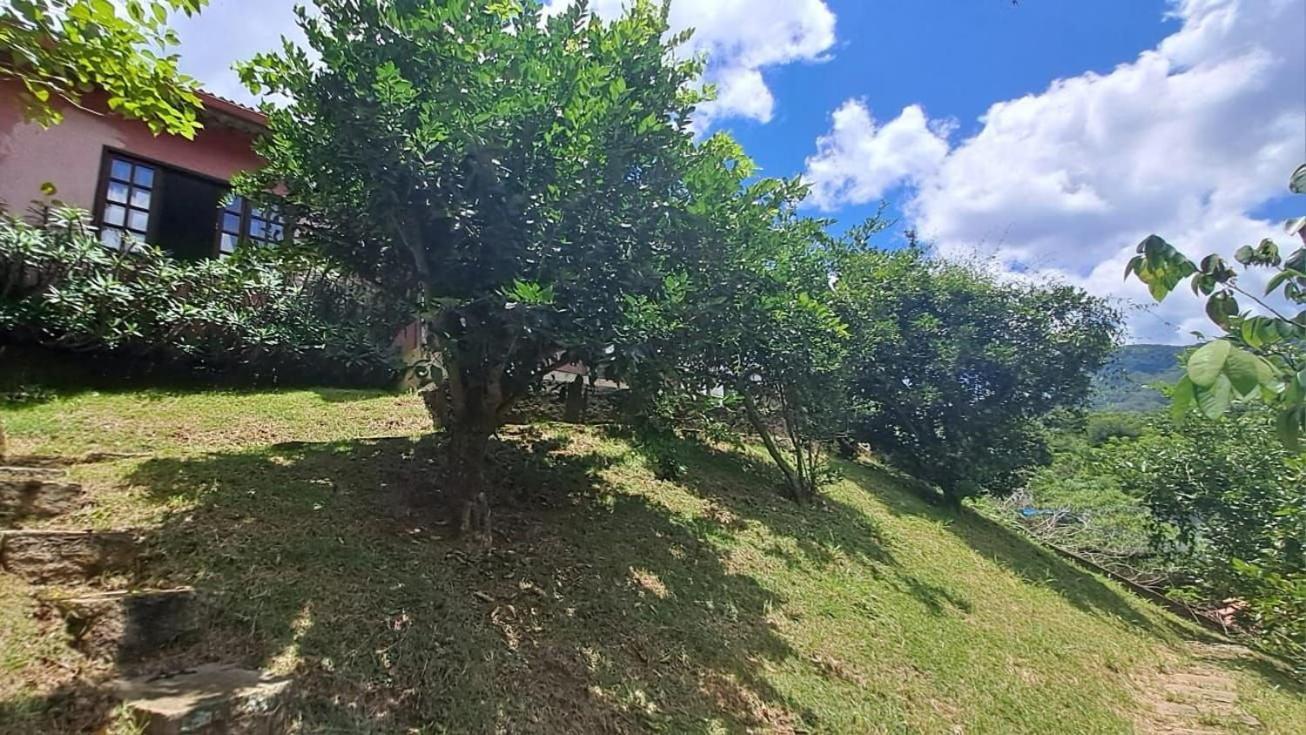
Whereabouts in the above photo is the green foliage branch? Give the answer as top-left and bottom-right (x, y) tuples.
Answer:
(618, 136), (850, 502)
(1126, 164), (1306, 449)
(0, 0), (206, 137)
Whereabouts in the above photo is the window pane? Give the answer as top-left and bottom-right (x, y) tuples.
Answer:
(106, 181), (129, 204)
(99, 228), (123, 249)
(110, 159), (132, 182)
(130, 188), (151, 209)
(127, 209), (149, 232)
(223, 213), (242, 232)
(104, 204), (126, 226)
(225, 196), (244, 214)
(266, 223), (285, 242)
(132, 165), (154, 187)
(248, 218), (266, 239)
(219, 233), (237, 253)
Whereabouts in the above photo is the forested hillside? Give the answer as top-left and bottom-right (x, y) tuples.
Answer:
(1092, 344), (1186, 412)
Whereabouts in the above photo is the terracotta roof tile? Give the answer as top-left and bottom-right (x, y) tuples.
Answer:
(196, 89), (268, 129)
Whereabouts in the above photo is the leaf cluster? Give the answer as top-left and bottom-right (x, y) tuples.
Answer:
(0, 0), (205, 137)
(1126, 164), (1306, 449)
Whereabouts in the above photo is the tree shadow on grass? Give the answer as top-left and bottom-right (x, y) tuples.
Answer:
(634, 436), (974, 619)
(840, 461), (1223, 644)
(0, 681), (119, 735)
(32, 427), (822, 733)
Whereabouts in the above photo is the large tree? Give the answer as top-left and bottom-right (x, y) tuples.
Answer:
(237, 0), (705, 533)
(0, 0), (206, 137)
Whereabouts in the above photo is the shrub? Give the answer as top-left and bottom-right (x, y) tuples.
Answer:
(1085, 413), (1144, 445)
(0, 207), (409, 386)
(1111, 408), (1306, 668)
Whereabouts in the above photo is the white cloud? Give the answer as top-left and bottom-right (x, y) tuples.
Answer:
(802, 101), (952, 211)
(807, 0), (1305, 343)
(544, 0), (836, 129)
(170, 1), (303, 105)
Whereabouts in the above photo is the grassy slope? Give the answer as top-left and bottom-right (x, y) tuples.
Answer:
(2, 389), (1303, 734)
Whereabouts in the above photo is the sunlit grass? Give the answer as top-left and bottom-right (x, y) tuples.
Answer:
(2, 389), (1302, 733)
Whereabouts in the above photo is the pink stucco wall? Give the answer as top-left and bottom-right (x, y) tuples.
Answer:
(0, 79), (263, 214)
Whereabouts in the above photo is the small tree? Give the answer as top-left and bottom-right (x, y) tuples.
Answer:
(833, 246), (1121, 504)
(621, 136), (848, 501)
(0, 0), (206, 137)
(237, 0), (706, 533)
(1125, 163), (1306, 450)
(1110, 407), (1305, 667)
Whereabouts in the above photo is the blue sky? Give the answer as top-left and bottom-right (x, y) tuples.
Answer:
(176, 0), (1306, 343)
(729, 0), (1181, 231)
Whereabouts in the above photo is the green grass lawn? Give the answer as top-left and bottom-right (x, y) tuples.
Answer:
(2, 388), (1303, 733)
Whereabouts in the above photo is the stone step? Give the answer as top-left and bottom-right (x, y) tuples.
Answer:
(0, 466), (85, 521)
(1162, 683), (1239, 704)
(1166, 672), (1236, 690)
(46, 588), (199, 662)
(1155, 699), (1261, 728)
(0, 465), (69, 481)
(0, 529), (138, 583)
(114, 665), (293, 735)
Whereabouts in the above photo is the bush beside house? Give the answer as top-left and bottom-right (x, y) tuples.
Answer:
(0, 208), (409, 388)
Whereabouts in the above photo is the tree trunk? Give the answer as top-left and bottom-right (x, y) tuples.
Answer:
(436, 326), (516, 541)
(446, 428), (491, 537)
(421, 382), (452, 431)
(563, 374), (587, 423)
(0, 413), (7, 462)
(740, 388), (803, 501)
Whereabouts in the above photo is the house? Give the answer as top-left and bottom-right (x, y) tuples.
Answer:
(0, 78), (284, 259)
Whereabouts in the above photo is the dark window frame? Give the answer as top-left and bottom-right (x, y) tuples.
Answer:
(216, 195), (287, 255)
(92, 147), (285, 258)
(92, 151), (161, 249)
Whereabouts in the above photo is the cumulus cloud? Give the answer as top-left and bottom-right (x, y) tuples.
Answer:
(802, 101), (952, 211)
(803, 0), (1303, 342)
(544, 0), (836, 129)
(903, 0), (1306, 343)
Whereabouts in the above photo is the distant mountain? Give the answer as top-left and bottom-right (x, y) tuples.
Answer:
(1091, 344), (1186, 412)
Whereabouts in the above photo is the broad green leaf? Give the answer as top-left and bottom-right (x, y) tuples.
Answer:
(1194, 373), (1233, 419)
(1223, 347), (1261, 397)
(1171, 375), (1195, 421)
(1275, 408), (1302, 452)
(1265, 268), (1305, 295)
(1186, 339), (1231, 388)
(1204, 291), (1237, 329)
